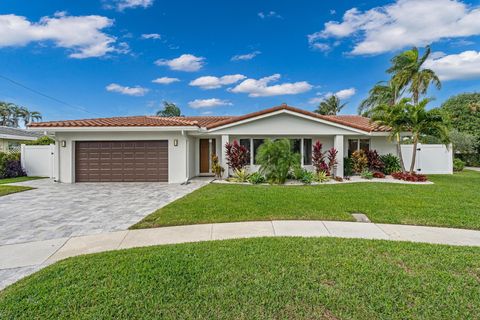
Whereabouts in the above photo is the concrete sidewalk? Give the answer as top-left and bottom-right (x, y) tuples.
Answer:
(2, 220), (480, 289)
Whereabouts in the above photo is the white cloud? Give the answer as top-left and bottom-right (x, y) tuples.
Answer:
(152, 77), (180, 84)
(106, 83), (149, 96)
(230, 74), (312, 97)
(308, 87), (356, 104)
(231, 51), (261, 61)
(189, 74), (246, 89)
(141, 33), (161, 40)
(188, 98), (232, 109)
(258, 11), (282, 19)
(308, 0), (480, 55)
(424, 50), (480, 80)
(0, 13), (120, 58)
(155, 54), (205, 72)
(106, 0), (154, 11)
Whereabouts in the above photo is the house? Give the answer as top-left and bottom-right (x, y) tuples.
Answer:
(29, 104), (395, 183)
(0, 126), (42, 152)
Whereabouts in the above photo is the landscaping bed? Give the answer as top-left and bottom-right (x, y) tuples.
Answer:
(1, 237), (479, 319)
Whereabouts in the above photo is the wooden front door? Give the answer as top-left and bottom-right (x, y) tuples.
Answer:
(199, 139), (216, 174)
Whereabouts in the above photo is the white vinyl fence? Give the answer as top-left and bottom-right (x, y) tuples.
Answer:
(401, 144), (453, 174)
(21, 144), (55, 178)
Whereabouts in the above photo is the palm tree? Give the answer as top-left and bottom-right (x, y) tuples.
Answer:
(21, 107), (42, 125)
(156, 101), (181, 117)
(370, 98), (411, 172)
(0, 102), (42, 127)
(315, 95), (346, 115)
(358, 81), (403, 116)
(387, 46), (441, 105)
(404, 98), (449, 173)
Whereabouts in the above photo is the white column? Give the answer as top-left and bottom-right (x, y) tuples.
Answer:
(221, 135), (229, 178)
(334, 135), (344, 177)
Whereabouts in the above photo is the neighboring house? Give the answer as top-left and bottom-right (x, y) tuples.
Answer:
(0, 126), (42, 152)
(29, 104), (394, 183)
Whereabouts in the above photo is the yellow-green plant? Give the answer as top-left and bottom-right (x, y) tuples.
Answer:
(211, 154), (224, 178)
(351, 150), (368, 173)
(230, 168), (250, 182)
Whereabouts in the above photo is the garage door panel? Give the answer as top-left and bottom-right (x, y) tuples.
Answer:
(75, 140), (168, 182)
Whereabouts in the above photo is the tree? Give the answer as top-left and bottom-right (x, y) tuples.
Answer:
(256, 139), (300, 184)
(156, 101), (181, 117)
(314, 95), (346, 115)
(387, 46), (441, 105)
(404, 99), (450, 173)
(0, 102), (42, 127)
(358, 81), (402, 116)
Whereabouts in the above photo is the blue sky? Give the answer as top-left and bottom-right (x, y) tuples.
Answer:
(0, 0), (479, 121)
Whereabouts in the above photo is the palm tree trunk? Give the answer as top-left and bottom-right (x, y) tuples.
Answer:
(396, 133), (406, 173)
(410, 136), (418, 174)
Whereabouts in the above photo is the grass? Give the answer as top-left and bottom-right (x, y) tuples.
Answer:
(0, 237), (479, 319)
(133, 170), (480, 230)
(0, 176), (45, 185)
(0, 176), (42, 196)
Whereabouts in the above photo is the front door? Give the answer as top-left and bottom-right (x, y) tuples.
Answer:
(199, 139), (216, 173)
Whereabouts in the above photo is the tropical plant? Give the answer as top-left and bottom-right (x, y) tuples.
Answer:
(372, 171), (385, 178)
(314, 171), (329, 183)
(387, 46), (441, 105)
(314, 95), (347, 115)
(256, 139), (300, 184)
(360, 170), (373, 180)
(351, 150), (368, 173)
(293, 167), (314, 184)
(366, 150), (384, 172)
(343, 157), (353, 177)
(327, 148), (338, 176)
(404, 99), (450, 173)
(453, 158), (465, 172)
(156, 101), (181, 117)
(379, 154), (402, 174)
(392, 172), (428, 182)
(0, 102), (42, 127)
(211, 154), (224, 178)
(0, 152), (26, 178)
(358, 81), (402, 116)
(225, 140), (250, 171)
(312, 141), (327, 173)
(25, 136), (55, 145)
(247, 172), (265, 184)
(229, 168), (250, 182)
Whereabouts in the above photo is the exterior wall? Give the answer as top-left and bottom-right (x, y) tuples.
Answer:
(55, 131), (188, 183)
(343, 135), (397, 156)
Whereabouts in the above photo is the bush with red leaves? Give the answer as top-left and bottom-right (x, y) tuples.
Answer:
(225, 140), (249, 171)
(372, 171), (385, 178)
(366, 150), (385, 172)
(391, 172), (428, 182)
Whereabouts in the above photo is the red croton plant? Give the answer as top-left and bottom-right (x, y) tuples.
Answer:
(312, 141), (337, 175)
(391, 172), (427, 182)
(224, 140), (250, 171)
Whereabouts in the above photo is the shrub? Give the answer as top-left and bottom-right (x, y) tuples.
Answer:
(225, 140), (249, 171)
(344, 157), (353, 177)
(327, 148), (338, 176)
(457, 153), (480, 167)
(379, 154), (402, 175)
(351, 150), (368, 173)
(366, 150), (384, 172)
(0, 152), (26, 179)
(211, 154), (224, 178)
(293, 167), (314, 184)
(25, 136), (55, 145)
(256, 139), (300, 184)
(361, 170), (373, 180)
(229, 168), (250, 182)
(247, 172), (265, 184)
(372, 171), (385, 178)
(334, 176), (343, 182)
(392, 172), (428, 182)
(312, 141), (327, 173)
(453, 158), (465, 172)
(314, 171), (330, 183)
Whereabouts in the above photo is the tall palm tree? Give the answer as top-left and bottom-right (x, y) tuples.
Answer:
(358, 81), (403, 116)
(315, 95), (347, 115)
(0, 102), (42, 127)
(0, 102), (10, 126)
(387, 46), (441, 105)
(20, 107), (42, 125)
(156, 101), (181, 117)
(404, 98), (449, 173)
(370, 98), (411, 172)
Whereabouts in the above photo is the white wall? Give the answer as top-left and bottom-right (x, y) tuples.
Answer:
(401, 144), (453, 174)
(21, 144), (55, 178)
(55, 131), (188, 183)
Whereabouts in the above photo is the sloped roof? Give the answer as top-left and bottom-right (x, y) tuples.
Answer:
(0, 126), (42, 138)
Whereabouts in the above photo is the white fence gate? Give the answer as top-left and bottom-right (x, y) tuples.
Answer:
(401, 144), (453, 174)
(21, 144), (55, 178)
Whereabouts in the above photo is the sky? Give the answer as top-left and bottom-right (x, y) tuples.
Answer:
(0, 0), (479, 122)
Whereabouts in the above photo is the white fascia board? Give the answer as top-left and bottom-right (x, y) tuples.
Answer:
(206, 109), (372, 135)
(0, 134), (38, 140)
(28, 126), (200, 133)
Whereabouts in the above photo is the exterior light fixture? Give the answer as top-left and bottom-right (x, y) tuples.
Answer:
(173, 139), (178, 147)
(61, 140), (66, 147)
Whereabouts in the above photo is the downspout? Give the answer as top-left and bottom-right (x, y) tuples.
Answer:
(181, 130), (190, 185)
(54, 136), (61, 183)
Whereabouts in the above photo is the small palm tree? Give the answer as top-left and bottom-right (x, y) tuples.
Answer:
(404, 98), (449, 173)
(358, 81), (403, 116)
(156, 101), (181, 117)
(315, 95), (346, 115)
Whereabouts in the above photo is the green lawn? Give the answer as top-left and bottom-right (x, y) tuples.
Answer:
(0, 176), (45, 185)
(133, 170), (480, 230)
(0, 176), (43, 196)
(1, 237), (479, 319)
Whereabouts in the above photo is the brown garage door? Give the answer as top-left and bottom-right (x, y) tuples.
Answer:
(75, 141), (168, 182)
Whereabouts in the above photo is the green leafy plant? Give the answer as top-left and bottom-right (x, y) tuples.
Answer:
(343, 157), (353, 177)
(0, 152), (25, 179)
(453, 158), (465, 172)
(379, 154), (402, 174)
(248, 172), (265, 184)
(211, 154), (225, 178)
(361, 170), (374, 180)
(351, 150), (368, 173)
(256, 139), (300, 184)
(229, 168), (250, 182)
(25, 136), (55, 145)
(314, 171), (330, 183)
(294, 168), (314, 184)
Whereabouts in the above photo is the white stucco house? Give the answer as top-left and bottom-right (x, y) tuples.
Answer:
(29, 104), (397, 183)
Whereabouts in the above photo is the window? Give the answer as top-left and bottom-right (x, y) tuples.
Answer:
(290, 139), (301, 154)
(303, 139), (312, 165)
(239, 139), (251, 165)
(348, 138), (370, 156)
(253, 139), (264, 165)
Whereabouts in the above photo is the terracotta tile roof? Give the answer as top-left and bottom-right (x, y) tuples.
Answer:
(29, 105), (389, 132)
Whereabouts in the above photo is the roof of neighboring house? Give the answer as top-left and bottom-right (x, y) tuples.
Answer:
(28, 105), (390, 132)
(0, 126), (42, 140)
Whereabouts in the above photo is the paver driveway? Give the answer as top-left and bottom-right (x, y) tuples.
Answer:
(0, 178), (209, 246)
